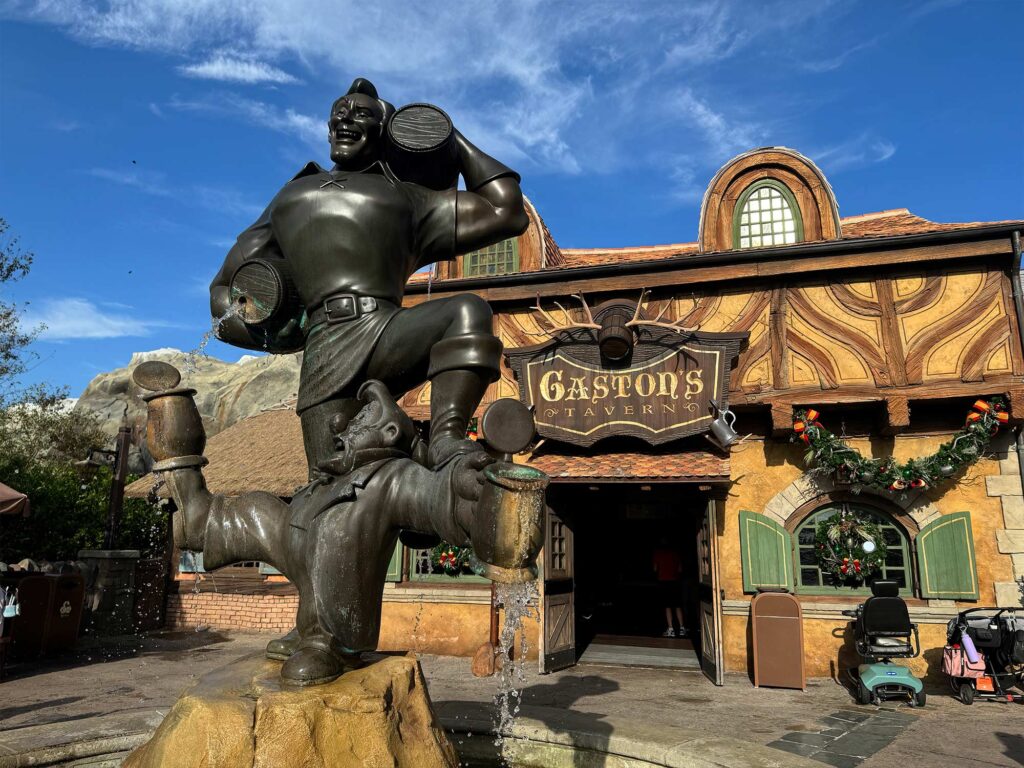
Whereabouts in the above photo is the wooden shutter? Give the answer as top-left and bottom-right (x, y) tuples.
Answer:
(917, 512), (979, 600)
(739, 510), (793, 593)
(385, 541), (404, 583)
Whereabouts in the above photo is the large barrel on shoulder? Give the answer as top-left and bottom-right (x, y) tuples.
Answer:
(385, 103), (460, 191)
(229, 257), (300, 326)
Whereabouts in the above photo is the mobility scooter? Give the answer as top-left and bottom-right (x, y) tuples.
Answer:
(944, 607), (1023, 704)
(843, 580), (926, 707)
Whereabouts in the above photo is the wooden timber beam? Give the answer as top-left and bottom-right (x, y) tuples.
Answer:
(770, 402), (793, 438)
(882, 395), (911, 436)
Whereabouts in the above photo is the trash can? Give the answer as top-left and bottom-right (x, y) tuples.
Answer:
(751, 588), (805, 690)
(3, 573), (85, 657)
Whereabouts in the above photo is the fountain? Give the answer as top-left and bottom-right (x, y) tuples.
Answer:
(121, 76), (550, 768)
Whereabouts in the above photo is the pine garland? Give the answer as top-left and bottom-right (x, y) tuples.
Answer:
(792, 398), (1009, 492)
(815, 510), (887, 584)
(430, 543), (473, 576)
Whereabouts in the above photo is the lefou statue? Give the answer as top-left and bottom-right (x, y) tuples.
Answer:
(135, 78), (547, 687)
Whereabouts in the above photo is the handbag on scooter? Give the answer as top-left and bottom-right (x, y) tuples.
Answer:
(942, 644), (986, 678)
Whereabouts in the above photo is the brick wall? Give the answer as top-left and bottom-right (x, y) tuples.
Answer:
(167, 592), (298, 632)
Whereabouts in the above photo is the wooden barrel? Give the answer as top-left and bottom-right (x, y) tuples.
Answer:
(597, 309), (635, 362)
(385, 103), (459, 190)
(229, 258), (300, 326)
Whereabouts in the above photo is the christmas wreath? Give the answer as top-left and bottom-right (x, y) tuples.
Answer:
(815, 510), (887, 584)
(430, 543), (473, 577)
(793, 397), (1008, 493)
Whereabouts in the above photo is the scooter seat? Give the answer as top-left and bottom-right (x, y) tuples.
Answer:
(865, 637), (912, 655)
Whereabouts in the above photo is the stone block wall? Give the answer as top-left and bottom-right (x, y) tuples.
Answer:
(990, 443), (1024, 607)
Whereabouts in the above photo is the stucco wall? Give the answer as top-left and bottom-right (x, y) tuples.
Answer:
(720, 431), (1021, 680)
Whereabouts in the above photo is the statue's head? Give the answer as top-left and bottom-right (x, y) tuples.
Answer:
(326, 380), (421, 473)
(328, 78), (393, 170)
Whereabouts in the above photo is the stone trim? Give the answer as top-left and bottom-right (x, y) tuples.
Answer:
(722, 598), (956, 625)
(987, 439), (1024, 606)
(763, 473), (940, 528)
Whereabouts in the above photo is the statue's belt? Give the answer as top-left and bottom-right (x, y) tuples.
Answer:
(307, 293), (385, 326)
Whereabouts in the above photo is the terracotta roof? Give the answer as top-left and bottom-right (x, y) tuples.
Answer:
(559, 242), (699, 267)
(403, 208), (1021, 287)
(839, 208), (1022, 239)
(528, 449), (728, 482)
(125, 406), (307, 498)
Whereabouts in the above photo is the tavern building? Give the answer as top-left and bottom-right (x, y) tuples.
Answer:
(128, 147), (1024, 685)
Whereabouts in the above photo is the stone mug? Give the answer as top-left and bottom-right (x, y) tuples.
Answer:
(141, 388), (206, 466)
(469, 462), (548, 584)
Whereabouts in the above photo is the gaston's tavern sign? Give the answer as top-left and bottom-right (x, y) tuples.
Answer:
(505, 298), (748, 447)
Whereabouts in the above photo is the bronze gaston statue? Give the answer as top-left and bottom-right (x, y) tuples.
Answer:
(135, 78), (547, 686)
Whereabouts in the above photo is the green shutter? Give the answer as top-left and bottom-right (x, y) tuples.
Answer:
(386, 541), (403, 583)
(739, 510), (793, 593)
(917, 512), (979, 600)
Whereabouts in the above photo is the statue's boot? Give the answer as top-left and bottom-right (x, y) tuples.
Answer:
(266, 627), (300, 661)
(163, 468), (214, 551)
(281, 644), (363, 686)
(426, 368), (491, 470)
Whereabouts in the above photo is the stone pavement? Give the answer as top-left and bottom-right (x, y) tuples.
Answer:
(0, 631), (1020, 767)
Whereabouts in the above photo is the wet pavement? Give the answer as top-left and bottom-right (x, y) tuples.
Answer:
(0, 631), (1021, 767)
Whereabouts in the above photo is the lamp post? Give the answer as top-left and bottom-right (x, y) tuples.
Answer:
(104, 425), (132, 549)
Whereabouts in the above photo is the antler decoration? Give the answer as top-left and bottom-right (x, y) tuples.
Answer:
(624, 288), (699, 334)
(528, 293), (601, 336)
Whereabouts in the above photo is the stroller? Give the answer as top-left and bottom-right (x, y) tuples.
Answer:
(944, 607), (1024, 704)
(843, 580), (925, 707)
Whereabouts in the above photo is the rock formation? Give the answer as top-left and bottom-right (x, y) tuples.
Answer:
(123, 654), (458, 768)
(75, 348), (301, 443)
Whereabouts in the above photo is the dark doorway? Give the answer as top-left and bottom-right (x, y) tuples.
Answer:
(555, 483), (707, 670)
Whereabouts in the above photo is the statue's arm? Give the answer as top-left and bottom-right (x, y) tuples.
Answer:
(452, 132), (530, 255)
(209, 207), (304, 353)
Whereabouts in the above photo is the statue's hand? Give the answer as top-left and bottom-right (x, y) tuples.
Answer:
(452, 451), (495, 506)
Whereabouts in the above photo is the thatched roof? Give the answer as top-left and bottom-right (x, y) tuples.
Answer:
(125, 406), (307, 499)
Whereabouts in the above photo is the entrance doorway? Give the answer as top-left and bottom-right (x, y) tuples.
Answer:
(540, 484), (724, 683)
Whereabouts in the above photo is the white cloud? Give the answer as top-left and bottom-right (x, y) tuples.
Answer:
(179, 54), (298, 84)
(87, 165), (263, 216)
(812, 133), (897, 173)
(166, 92), (324, 148)
(25, 298), (178, 340)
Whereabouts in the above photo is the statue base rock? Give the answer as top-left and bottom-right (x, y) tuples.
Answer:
(124, 653), (458, 768)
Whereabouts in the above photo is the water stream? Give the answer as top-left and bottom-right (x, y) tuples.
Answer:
(491, 580), (539, 760)
(184, 301), (245, 375)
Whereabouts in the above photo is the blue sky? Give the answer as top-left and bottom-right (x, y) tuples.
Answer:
(1, 0), (1022, 399)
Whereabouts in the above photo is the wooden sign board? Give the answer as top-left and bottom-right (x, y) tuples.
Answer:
(506, 329), (746, 447)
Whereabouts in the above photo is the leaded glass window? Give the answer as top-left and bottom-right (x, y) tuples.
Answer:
(464, 238), (519, 277)
(734, 180), (803, 249)
(793, 502), (912, 595)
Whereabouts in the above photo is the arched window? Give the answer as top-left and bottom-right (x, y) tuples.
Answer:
(793, 501), (912, 595)
(464, 238), (519, 277)
(733, 180), (803, 249)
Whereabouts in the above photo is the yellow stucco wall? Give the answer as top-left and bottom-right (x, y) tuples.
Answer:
(721, 433), (1016, 680)
(378, 601), (539, 660)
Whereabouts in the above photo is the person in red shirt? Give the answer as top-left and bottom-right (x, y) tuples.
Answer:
(652, 540), (688, 638)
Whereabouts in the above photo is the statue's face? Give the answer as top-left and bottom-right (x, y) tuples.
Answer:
(330, 397), (404, 472)
(328, 93), (384, 169)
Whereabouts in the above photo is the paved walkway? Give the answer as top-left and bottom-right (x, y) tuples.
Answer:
(0, 631), (1020, 767)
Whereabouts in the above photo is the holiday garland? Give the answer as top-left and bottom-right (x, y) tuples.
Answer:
(792, 397), (1009, 493)
(814, 510), (887, 584)
(430, 543), (473, 577)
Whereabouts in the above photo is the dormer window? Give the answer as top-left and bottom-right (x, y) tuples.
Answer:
(734, 180), (803, 249)
(464, 238), (519, 277)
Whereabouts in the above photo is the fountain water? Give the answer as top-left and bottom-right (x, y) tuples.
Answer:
(183, 300), (245, 375)
(492, 580), (539, 757)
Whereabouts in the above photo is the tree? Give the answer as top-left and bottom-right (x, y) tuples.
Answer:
(0, 219), (165, 562)
(0, 218), (40, 405)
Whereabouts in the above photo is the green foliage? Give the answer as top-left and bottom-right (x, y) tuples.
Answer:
(0, 218), (40, 404)
(0, 455), (166, 562)
(430, 542), (474, 577)
(814, 511), (887, 585)
(792, 398), (1007, 492)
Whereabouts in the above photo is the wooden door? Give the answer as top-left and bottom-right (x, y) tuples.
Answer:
(697, 499), (724, 685)
(541, 506), (575, 673)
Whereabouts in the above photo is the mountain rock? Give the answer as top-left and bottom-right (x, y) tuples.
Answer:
(74, 349), (302, 450)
